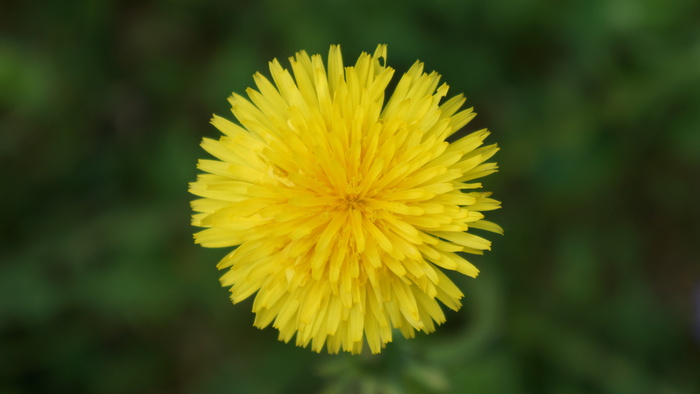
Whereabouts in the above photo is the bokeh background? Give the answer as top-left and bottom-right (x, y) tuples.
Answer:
(2, 0), (700, 392)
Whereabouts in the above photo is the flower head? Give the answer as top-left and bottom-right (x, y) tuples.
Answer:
(190, 44), (502, 354)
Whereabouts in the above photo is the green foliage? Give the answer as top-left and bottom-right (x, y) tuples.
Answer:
(2, 0), (699, 392)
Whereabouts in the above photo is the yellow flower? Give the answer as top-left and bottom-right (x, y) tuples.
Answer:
(190, 44), (502, 354)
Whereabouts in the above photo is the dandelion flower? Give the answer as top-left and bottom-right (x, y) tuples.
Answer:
(190, 44), (502, 354)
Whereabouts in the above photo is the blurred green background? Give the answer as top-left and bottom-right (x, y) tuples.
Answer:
(2, 0), (700, 393)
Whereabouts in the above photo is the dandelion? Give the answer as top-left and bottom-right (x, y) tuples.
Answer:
(190, 44), (502, 354)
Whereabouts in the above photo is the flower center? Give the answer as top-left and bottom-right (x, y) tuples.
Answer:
(343, 194), (363, 209)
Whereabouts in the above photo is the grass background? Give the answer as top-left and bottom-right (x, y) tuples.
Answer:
(2, 0), (699, 392)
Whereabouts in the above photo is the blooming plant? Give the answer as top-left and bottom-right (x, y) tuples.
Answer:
(190, 45), (502, 354)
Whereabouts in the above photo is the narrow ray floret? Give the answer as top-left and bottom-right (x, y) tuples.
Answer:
(190, 44), (502, 354)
